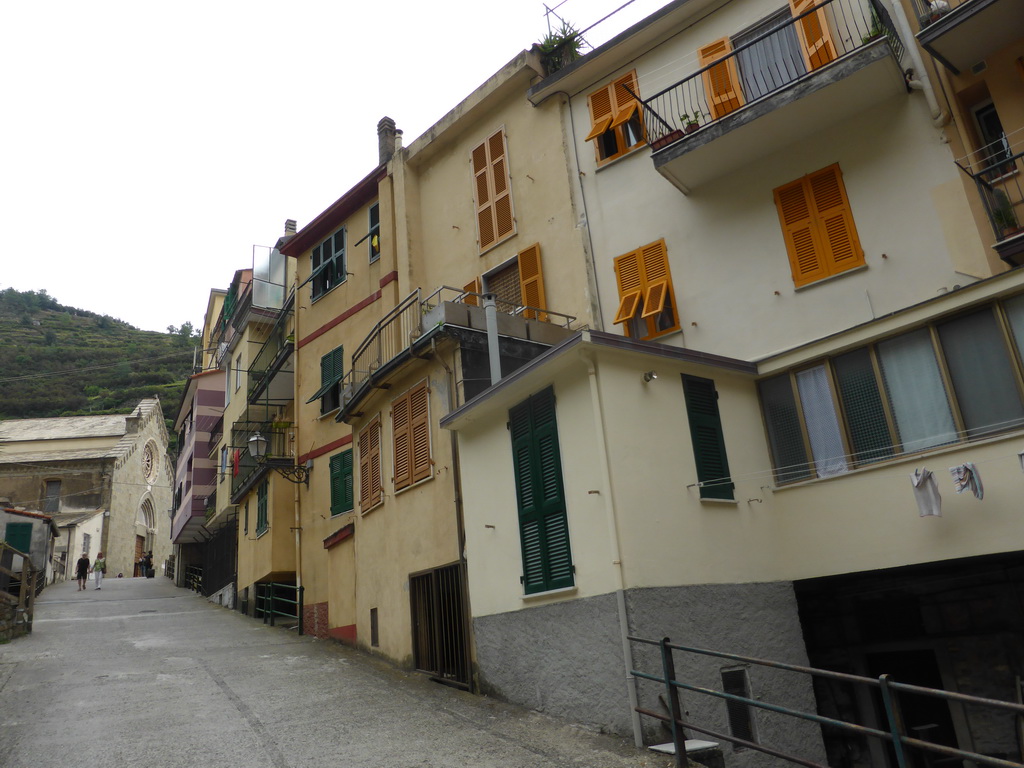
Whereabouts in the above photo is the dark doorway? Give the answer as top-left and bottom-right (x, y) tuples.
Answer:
(866, 649), (959, 768)
(410, 562), (471, 689)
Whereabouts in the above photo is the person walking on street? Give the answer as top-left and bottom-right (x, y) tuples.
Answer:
(75, 553), (90, 591)
(143, 550), (153, 578)
(91, 551), (106, 590)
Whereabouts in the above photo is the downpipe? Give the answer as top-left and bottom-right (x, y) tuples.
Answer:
(886, 0), (950, 127)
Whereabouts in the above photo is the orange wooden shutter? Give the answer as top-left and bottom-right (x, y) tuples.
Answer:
(471, 142), (495, 250)
(788, 0), (836, 70)
(613, 250), (643, 324)
(489, 130), (514, 241)
(587, 85), (615, 142)
(775, 178), (829, 286)
(462, 277), (480, 306)
(612, 72), (640, 113)
(392, 395), (411, 491)
(358, 418), (381, 508)
(517, 243), (547, 321)
(409, 382), (431, 484)
(638, 241), (670, 319)
(358, 426), (370, 508)
(808, 165), (863, 273)
(699, 38), (744, 119)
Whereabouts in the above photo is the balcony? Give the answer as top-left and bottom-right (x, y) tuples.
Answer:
(336, 287), (576, 422)
(642, 0), (907, 193)
(912, 0), (1024, 74)
(229, 410), (290, 503)
(248, 300), (294, 404)
(956, 129), (1024, 266)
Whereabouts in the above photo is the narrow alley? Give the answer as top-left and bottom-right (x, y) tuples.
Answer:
(0, 577), (671, 768)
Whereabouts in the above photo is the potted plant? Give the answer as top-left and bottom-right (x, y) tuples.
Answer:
(536, 21), (583, 76)
(990, 189), (1021, 239)
(680, 111), (703, 134)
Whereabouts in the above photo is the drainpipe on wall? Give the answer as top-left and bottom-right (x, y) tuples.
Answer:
(290, 265), (303, 631)
(887, 0), (950, 128)
(482, 293), (502, 386)
(584, 350), (644, 749)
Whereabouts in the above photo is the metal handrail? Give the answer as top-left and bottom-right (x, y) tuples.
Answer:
(630, 635), (1024, 768)
(255, 582), (304, 635)
(955, 130), (1024, 241)
(640, 0), (904, 147)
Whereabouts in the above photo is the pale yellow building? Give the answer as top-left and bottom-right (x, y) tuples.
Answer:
(443, 0), (1024, 764)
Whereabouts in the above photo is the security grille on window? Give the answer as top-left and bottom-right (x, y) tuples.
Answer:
(721, 667), (758, 747)
(256, 479), (269, 535)
(464, 244), (547, 321)
(760, 297), (1024, 483)
(310, 227), (346, 299)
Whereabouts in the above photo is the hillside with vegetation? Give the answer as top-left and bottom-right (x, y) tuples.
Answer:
(0, 288), (200, 445)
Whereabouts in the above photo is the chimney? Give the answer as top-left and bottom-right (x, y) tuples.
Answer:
(284, 219), (297, 236)
(377, 116), (398, 165)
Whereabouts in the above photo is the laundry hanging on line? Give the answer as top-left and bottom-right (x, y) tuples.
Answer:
(950, 462), (983, 500)
(911, 468), (942, 517)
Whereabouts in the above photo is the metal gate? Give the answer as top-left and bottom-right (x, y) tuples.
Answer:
(410, 562), (470, 688)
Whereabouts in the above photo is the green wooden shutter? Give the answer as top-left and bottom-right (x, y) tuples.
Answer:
(330, 449), (354, 516)
(509, 387), (573, 594)
(682, 375), (735, 500)
(4, 522), (32, 554)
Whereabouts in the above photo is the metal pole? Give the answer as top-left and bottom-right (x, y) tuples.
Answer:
(482, 293), (501, 386)
(879, 674), (909, 768)
(660, 637), (687, 768)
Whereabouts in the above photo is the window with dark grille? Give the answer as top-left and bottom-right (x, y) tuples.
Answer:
(484, 262), (522, 312)
(370, 607), (379, 647)
(759, 295), (1024, 483)
(721, 667), (757, 747)
(368, 202), (380, 262)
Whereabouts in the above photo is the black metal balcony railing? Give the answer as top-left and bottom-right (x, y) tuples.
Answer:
(248, 301), (294, 402)
(640, 0), (904, 149)
(337, 287), (576, 419)
(911, 0), (960, 29)
(230, 418), (288, 501)
(956, 129), (1024, 263)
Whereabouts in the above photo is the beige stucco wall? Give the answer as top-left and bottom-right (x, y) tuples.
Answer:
(403, 59), (593, 329)
(291, 188), (393, 612)
(343, 363), (462, 660)
(236, 476), (296, 592)
(457, 331), (1024, 621)
(564, 0), (994, 362)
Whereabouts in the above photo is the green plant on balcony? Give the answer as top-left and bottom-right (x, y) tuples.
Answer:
(537, 21), (583, 75)
(991, 189), (1021, 238)
(680, 111), (703, 134)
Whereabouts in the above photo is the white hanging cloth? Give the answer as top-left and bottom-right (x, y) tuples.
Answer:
(911, 468), (942, 517)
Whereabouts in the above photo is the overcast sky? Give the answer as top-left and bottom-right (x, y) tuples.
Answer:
(2, 0), (668, 333)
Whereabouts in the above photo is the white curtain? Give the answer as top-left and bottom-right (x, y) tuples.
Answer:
(796, 365), (849, 477)
(877, 329), (957, 452)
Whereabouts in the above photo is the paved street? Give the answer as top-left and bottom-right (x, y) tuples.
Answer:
(0, 576), (673, 768)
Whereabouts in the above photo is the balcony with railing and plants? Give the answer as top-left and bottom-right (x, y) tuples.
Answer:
(336, 286), (576, 422)
(229, 412), (290, 502)
(247, 299), (295, 404)
(642, 0), (906, 192)
(911, 0), (1024, 74)
(956, 128), (1024, 266)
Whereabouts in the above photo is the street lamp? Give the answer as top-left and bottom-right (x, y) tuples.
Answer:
(247, 431), (310, 485)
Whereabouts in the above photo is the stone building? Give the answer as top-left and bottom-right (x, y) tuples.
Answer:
(0, 398), (173, 579)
